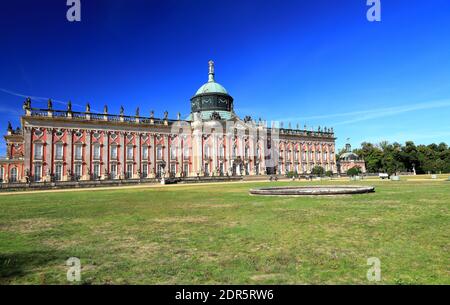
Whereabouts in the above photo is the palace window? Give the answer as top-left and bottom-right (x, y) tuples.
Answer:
(126, 164), (133, 179)
(93, 163), (100, 180)
(219, 144), (224, 159)
(324, 151), (328, 161)
(110, 145), (118, 160)
(309, 150), (313, 160)
(156, 145), (163, 160)
(55, 143), (64, 160)
(110, 164), (117, 179)
(34, 143), (43, 160)
(10, 167), (18, 183)
(156, 163), (163, 178)
(183, 163), (189, 175)
(287, 150), (291, 160)
(34, 164), (42, 182)
(170, 146), (177, 160)
(93, 144), (101, 160)
(294, 150), (298, 161)
(256, 146), (260, 159)
(232, 145), (237, 159)
(183, 146), (190, 160)
(244, 146), (249, 159)
(0, 167), (4, 182)
(74, 144), (83, 160)
(204, 144), (210, 159)
(74, 164), (82, 180)
(170, 163), (176, 175)
(127, 145), (133, 159)
(204, 163), (209, 175)
(302, 150), (306, 161)
(142, 146), (148, 160)
(142, 164), (148, 178)
(316, 151), (320, 161)
(55, 164), (63, 181)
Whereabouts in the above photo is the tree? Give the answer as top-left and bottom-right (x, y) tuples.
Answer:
(311, 165), (325, 177)
(348, 141), (450, 174)
(347, 166), (362, 177)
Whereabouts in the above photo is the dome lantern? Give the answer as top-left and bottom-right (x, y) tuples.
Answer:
(190, 60), (235, 121)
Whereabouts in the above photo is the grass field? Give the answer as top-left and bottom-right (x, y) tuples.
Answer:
(0, 178), (449, 284)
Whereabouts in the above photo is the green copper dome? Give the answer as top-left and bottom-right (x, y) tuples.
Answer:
(195, 81), (228, 95)
(190, 60), (235, 120)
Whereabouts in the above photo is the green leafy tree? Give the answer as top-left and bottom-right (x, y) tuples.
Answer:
(311, 166), (325, 177)
(349, 141), (449, 174)
(347, 166), (362, 177)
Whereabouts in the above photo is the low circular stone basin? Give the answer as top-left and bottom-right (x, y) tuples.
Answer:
(249, 185), (375, 196)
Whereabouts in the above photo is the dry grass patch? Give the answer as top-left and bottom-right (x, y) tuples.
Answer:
(0, 218), (63, 234)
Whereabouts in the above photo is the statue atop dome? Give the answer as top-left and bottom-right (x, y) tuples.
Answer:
(208, 60), (215, 82)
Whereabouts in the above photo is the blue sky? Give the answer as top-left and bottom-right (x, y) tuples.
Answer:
(1, 0), (450, 155)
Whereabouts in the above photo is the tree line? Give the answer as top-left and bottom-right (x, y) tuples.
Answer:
(340, 141), (450, 175)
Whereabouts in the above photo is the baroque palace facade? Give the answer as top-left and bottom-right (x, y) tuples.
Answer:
(0, 61), (337, 183)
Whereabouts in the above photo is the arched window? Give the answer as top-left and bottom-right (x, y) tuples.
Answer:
(183, 146), (190, 160)
(93, 144), (101, 160)
(33, 164), (42, 182)
(10, 167), (18, 182)
(74, 144), (83, 160)
(170, 146), (177, 159)
(55, 142), (64, 160)
(204, 144), (210, 159)
(110, 145), (118, 160)
(156, 145), (163, 160)
(142, 146), (149, 160)
(126, 145), (133, 160)
(55, 164), (63, 181)
(34, 143), (43, 160)
(219, 144), (224, 158)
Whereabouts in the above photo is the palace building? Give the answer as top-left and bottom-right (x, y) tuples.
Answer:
(0, 61), (337, 184)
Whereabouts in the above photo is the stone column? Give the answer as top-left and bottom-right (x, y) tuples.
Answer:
(212, 133), (218, 176)
(248, 136), (253, 175)
(149, 134), (156, 178)
(65, 130), (73, 181)
(23, 127), (32, 181)
(226, 133), (232, 174)
(102, 132), (109, 180)
(192, 124), (203, 176)
(164, 134), (170, 178)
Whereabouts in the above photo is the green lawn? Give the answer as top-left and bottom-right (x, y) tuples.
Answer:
(0, 180), (449, 284)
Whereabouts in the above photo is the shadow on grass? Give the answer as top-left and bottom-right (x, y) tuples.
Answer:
(0, 250), (68, 283)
